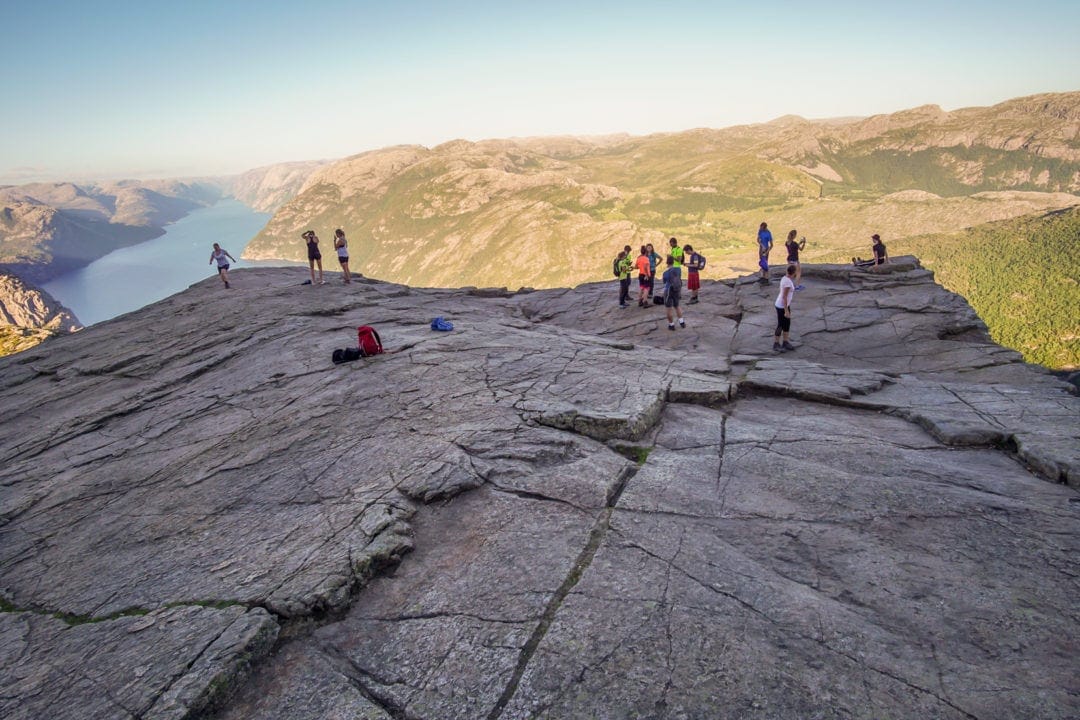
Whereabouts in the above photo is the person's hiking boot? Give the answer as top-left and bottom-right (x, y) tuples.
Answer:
(678, 319), (686, 328)
(759, 277), (770, 284)
(224, 281), (230, 289)
(773, 342), (784, 352)
(689, 297), (699, 304)
(668, 323), (676, 331)
(782, 341), (796, 351)
(795, 284), (805, 291)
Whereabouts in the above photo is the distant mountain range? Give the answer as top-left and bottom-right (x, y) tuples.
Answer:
(242, 93), (1080, 290)
(0, 179), (222, 284)
(239, 91), (1079, 367)
(1, 92), (1077, 366)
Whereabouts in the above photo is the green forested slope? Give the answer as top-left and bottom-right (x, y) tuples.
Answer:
(904, 208), (1080, 369)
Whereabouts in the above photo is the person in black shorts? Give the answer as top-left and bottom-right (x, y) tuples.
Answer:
(785, 229), (806, 289)
(853, 234), (889, 267)
(209, 243), (236, 288)
(662, 255), (686, 330)
(303, 230), (325, 285)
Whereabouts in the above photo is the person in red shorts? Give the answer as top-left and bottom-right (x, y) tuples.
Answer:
(684, 243), (704, 303)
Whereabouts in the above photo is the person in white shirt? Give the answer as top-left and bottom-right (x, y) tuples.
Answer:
(334, 228), (351, 284)
(209, 243), (236, 288)
(773, 264), (797, 352)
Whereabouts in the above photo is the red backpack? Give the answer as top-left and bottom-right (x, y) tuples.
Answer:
(357, 326), (383, 357)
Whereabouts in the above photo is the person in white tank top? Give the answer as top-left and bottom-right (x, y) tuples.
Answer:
(334, 229), (351, 284)
(208, 243), (236, 288)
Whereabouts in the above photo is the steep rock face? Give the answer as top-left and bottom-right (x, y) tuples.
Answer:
(0, 271), (80, 330)
(0, 259), (1076, 719)
(226, 160), (331, 213)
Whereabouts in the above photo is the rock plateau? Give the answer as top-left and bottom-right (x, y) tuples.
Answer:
(0, 258), (1077, 719)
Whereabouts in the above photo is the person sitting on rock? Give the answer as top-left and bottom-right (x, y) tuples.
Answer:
(853, 234), (889, 267)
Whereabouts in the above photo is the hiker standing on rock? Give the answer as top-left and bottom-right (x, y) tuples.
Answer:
(209, 243), (236, 289)
(334, 229), (351, 284)
(663, 255), (686, 330)
(773, 264), (797, 353)
(684, 243), (704, 304)
(669, 237), (684, 268)
(303, 230), (325, 285)
(757, 222), (773, 284)
(616, 249), (633, 307)
(646, 243), (662, 298)
(635, 245), (653, 307)
(785, 230), (806, 290)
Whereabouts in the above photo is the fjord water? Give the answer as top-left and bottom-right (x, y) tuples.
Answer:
(43, 200), (271, 326)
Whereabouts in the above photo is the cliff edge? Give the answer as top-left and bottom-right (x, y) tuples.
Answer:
(0, 259), (1076, 719)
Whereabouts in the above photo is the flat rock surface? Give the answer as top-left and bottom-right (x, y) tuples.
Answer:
(0, 259), (1077, 719)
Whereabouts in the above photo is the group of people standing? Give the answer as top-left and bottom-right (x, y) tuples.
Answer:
(615, 223), (891, 352)
(301, 229), (352, 285)
(615, 237), (705, 330)
(208, 228), (355, 289)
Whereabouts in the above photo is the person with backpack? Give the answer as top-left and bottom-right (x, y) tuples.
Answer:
(785, 230), (807, 290)
(303, 230), (325, 285)
(773, 264), (797, 352)
(684, 244), (705, 304)
(615, 250), (633, 307)
(208, 243), (236, 289)
(634, 245), (653, 307)
(662, 255), (686, 330)
(757, 222), (773, 284)
(334, 228), (351, 284)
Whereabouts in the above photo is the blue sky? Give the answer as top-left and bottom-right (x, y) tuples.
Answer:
(2, 0), (1078, 183)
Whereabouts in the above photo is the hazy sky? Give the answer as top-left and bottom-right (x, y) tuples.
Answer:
(2, 0), (1078, 184)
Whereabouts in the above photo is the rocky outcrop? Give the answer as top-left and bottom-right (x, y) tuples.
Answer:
(0, 259), (1076, 719)
(0, 270), (80, 356)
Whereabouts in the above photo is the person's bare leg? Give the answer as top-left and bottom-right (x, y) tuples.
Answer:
(309, 260), (316, 284)
(317, 259), (324, 283)
(342, 260), (351, 283)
